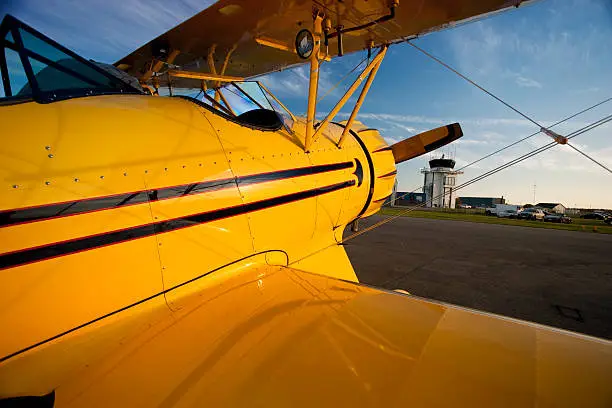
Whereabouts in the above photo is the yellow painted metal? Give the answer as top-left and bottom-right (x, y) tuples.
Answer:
(255, 36), (331, 62)
(140, 49), (180, 82)
(337, 47), (387, 147)
(215, 43), (238, 94)
(359, 128), (396, 217)
(201, 112), (318, 263)
(290, 244), (357, 282)
(305, 14), (323, 152)
(218, 44), (238, 85)
(5, 1), (607, 402)
(207, 44), (221, 102)
(167, 70), (244, 83)
(314, 46), (387, 140)
(118, 1), (535, 83)
(0, 95), (253, 360)
(2, 265), (611, 406)
(0, 85), (399, 374)
(1, 88), (610, 405)
(207, 44), (218, 76)
(140, 83), (156, 95)
(305, 122), (362, 239)
(255, 36), (295, 53)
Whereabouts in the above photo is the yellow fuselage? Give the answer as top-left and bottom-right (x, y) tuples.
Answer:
(0, 94), (395, 363)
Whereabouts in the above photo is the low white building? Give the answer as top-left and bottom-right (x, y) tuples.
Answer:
(535, 203), (566, 214)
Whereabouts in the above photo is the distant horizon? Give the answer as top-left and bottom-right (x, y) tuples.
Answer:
(2, 0), (611, 207)
(392, 189), (612, 211)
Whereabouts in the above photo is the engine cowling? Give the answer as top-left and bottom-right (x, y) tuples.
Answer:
(337, 121), (396, 219)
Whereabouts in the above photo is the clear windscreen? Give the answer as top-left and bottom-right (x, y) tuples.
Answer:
(0, 16), (142, 102)
(170, 81), (294, 132)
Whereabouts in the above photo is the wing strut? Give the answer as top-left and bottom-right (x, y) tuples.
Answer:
(309, 46), (387, 150)
(305, 13), (324, 153)
(337, 47), (387, 148)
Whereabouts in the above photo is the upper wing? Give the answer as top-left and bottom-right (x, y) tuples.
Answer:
(2, 264), (610, 406)
(116, 0), (533, 82)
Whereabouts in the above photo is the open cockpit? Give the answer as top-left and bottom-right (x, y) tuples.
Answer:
(0, 14), (295, 134)
(173, 81), (295, 132)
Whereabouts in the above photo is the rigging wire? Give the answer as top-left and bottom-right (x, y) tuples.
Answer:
(566, 143), (612, 174)
(448, 114), (612, 193)
(354, 5), (612, 181)
(405, 40), (612, 177)
(388, 97), (612, 207)
(316, 3), (612, 186)
(449, 117), (612, 193)
(303, 3), (611, 241)
(452, 114), (612, 192)
(342, 113), (612, 243)
(455, 96), (612, 173)
(316, 55), (369, 103)
(281, 54), (368, 107)
(405, 40), (544, 129)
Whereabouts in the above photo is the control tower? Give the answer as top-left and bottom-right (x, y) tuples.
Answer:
(421, 155), (463, 208)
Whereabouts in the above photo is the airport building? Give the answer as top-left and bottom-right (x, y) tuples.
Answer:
(387, 181), (425, 206)
(457, 197), (506, 209)
(394, 192), (426, 206)
(535, 203), (566, 214)
(421, 156), (462, 208)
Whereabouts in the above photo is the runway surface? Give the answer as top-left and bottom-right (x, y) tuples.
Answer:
(344, 215), (612, 339)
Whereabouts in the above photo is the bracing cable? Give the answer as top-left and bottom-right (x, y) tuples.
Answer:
(389, 98), (612, 208)
(342, 113), (612, 242)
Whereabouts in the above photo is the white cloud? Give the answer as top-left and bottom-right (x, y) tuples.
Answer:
(351, 112), (535, 128)
(571, 86), (601, 94)
(448, 21), (505, 76)
(261, 67), (308, 96)
(454, 139), (491, 146)
(515, 75), (542, 88)
(384, 136), (401, 145)
(260, 63), (344, 100)
(391, 123), (417, 133)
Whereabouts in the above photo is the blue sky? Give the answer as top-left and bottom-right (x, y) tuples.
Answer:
(2, 0), (611, 208)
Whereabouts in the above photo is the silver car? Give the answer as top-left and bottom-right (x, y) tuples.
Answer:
(518, 208), (545, 220)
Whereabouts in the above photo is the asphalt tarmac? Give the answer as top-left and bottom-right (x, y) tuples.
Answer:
(344, 215), (612, 339)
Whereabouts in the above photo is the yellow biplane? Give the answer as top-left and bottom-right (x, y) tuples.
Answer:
(0, 1), (611, 406)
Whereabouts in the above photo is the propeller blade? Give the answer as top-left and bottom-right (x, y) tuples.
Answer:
(391, 123), (463, 164)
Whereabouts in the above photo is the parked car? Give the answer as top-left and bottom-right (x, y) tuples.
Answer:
(518, 208), (545, 220)
(497, 209), (518, 219)
(458, 204), (472, 209)
(544, 213), (572, 223)
(605, 218), (612, 225)
(485, 204), (520, 216)
(581, 212), (609, 220)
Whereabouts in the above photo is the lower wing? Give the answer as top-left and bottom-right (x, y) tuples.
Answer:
(2, 264), (611, 407)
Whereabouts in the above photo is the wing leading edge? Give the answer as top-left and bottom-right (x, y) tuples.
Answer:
(116, 0), (535, 83)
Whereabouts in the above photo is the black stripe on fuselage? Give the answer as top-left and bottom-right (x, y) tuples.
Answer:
(0, 162), (354, 228)
(0, 180), (355, 270)
(237, 161), (352, 186)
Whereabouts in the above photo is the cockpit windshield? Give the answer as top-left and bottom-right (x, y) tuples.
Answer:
(0, 14), (293, 131)
(174, 81), (295, 132)
(0, 15), (142, 104)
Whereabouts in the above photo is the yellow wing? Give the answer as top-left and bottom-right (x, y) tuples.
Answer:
(116, 0), (534, 83)
(2, 264), (611, 406)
